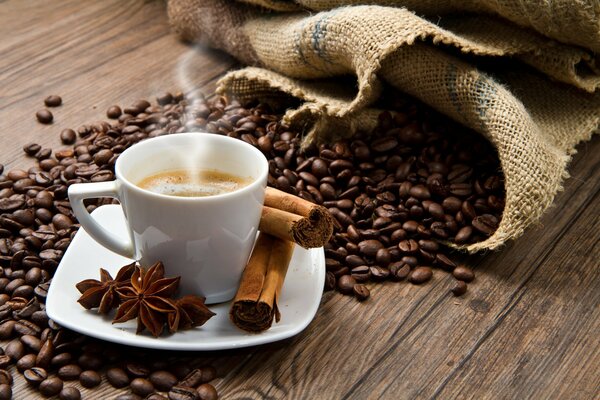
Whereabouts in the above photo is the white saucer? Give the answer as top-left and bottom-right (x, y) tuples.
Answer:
(46, 205), (325, 351)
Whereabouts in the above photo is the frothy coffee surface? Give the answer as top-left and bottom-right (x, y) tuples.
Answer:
(137, 169), (252, 197)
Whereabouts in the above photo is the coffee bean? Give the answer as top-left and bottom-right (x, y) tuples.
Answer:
(357, 239), (383, 257)
(353, 284), (370, 301)
(471, 214), (498, 236)
(107, 105), (122, 119)
(77, 352), (103, 370)
(169, 385), (200, 400)
(390, 262), (411, 280)
(337, 275), (356, 295)
(0, 370), (11, 385)
(453, 265), (475, 282)
(23, 143), (42, 156)
(44, 95), (62, 107)
(36, 109), (54, 124)
(197, 383), (218, 400)
(0, 384), (10, 400)
(106, 366), (130, 388)
(58, 128), (77, 145)
(24, 367), (47, 386)
(131, 377), (155, 396)
(5, 340), (25, 360)
(126, 361), (151, 377)
(370, 266), (390, 280)
(59, 386), (81, 400)
(79, 370), (101, 388)
(20, 335), (41, 352)
(435, 254), (456, 270)
(58, 364), (82, 380)
(451, 280), (468, 296)
(40, 376), (64, 396)
(150, 370), (178, 391)
(408, 267), (433, 284)
(16, 354), (37, 374)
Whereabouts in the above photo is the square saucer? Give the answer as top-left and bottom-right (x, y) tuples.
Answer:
(46, 205), (325, 351)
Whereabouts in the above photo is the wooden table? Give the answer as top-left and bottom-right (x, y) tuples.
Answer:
(1, 1), (599, 399)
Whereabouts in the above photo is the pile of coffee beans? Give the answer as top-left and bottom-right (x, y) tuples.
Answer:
(0, 88), (503, 398)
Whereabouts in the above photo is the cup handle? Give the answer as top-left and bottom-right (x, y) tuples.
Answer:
(68, 181), (134, 258)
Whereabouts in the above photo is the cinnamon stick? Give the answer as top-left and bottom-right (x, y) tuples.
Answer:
(260, 187), (334, 248)
(265, 187), (333, 227)
(230, 232), (295, 333)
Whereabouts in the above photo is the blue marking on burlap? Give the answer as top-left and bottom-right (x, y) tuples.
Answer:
(311, 9), (341, 65)
(446, 63), (463, 117)
(474, 74), (496, 132)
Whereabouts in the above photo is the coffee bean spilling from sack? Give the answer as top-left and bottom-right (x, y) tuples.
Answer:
(181, 93), (501, 300)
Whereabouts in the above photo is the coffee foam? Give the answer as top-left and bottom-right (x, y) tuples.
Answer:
(137, 169), (251, 197)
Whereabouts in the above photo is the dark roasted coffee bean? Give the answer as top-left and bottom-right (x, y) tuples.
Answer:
(197, 383), (218, 400)
(0, 356), (10, 370)
(107, 105), (123, 119)
(20, 335), (41, 352)
(0, 370), (11, 386)
(169, 386), (199, 400)
(337, 275), (356, 295)
(408, 266), (433, 284)
(324, 271), (336, 290)
(435, 254), (457, 271)
(451, 280), (468, 296)
(5, 340), (25, 360)
(350, 265), (370, 283)
(131, 377), (155, 396)
(51, 352), (73, 368)
(370, 266), (390, 280)
(150, 370), (178, 391)
(59, 386), (81, 400)
(0, 383), (10, 400)
(77, 352), (103, 370)
(44, 95), (62, 107)
(40, 376), (64, 396)
(36, 336), (54, 368)
(60, 128), (77, 144)
(79, 370), (101, 388)
(58, 364), (82, 381)
(389, 262), (410, 280)
(24, 367), (47, 386)
(0, 321), (14, 340)
(471, 214), (498, 235)
(107, 366), (130, 388)
(454, 226), (472, 243)
(357, 239), (383, 257)
(179, 368), (204, 388)
(453, 265), (475, 282)
(126, 361), (151, 377)
(36, 109), (54, 124)
(353, 284), (370, 301)
(398, 239), (419, 253)
(170, 363), (192, 380)
(23, 142), (42, 156)
(17, 353), (37, 372)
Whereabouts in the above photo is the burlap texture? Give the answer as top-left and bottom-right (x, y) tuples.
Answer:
(240, 0), (600, 53)
(167, 0), (600, 252)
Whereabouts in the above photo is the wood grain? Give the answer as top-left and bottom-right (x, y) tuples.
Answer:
(1, 1), (599, 399)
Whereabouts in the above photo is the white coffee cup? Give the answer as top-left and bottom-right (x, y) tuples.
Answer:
(68, 133), (268, 304)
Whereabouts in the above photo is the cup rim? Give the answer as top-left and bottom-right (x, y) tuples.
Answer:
(114, 132), (268, 202)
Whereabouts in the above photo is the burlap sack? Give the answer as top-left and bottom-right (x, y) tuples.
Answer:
(240, 0), (600, 54)
(168, 0), (600, 252)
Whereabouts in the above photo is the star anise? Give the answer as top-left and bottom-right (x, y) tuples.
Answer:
(76, 262), (136, 314)
(113, 262), (180, 337)
(168, 295), (216, 333)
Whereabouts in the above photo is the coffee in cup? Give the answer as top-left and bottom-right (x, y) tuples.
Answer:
(68, 133), (268, 303)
